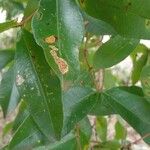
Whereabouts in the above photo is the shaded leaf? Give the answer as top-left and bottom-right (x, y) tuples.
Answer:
(9, 115), (48, 150)
(62, 86), (95, 135)
(0, 49), (15, 70)
(83, 12), (116, 35)
(9, 100), (48, 150)
(81, 0), (150, 39)
(0, 66), (20, 117)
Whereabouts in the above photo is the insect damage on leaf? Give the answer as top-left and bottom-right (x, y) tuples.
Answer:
(44, 35), (57, 44)
(49, 46), (69, 75)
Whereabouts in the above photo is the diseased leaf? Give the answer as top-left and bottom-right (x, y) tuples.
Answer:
(32, 0), (84, 79)
(93, 35), (139, 69)
(15, 30), (63, 140)
(81, 0), (150, 39)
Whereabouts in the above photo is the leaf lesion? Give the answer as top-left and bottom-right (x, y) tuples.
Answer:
(49, 45), (69, 75)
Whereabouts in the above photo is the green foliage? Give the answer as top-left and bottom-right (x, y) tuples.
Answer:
(93, 35), (139, 69)
(131, 44), (148, 84)
(81, 0), (150, 39)
(0, 0), (150, 149)
(0, 21), (18, 33)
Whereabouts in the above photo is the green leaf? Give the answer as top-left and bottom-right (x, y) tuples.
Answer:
(60, 85), (150, 144)
(0, 50), (15, 70)
(2, 122), (13, 137)
(62, 86), (96, 135)
(0, 20), (18, 33)
(89, 86), (150, 143)
(32, 0), (84, 79)
(12, 100), (29, 132)
(15, 30), (63, 140)
(83, 12), (116, 35)
(102, 88), (150, 143)
(115, 121), (127, 140)
(9, 101), (48, 150)
(33, 133), (77, 150)
(119, 86), (144, 97)
(93, 35), (139, 69)
(73, 69), (94, 88)
(96, 116), (107, 142)
(9, 116), (48, 150)
(94, 140), (121, 150)
(140, 65), (150, 99)
(78, 118), (92, 149)
(131, 44), (148, 84)
(0, 66), (20, 117)
(81, 0), (150, 39)
(24, 0), (39, 18)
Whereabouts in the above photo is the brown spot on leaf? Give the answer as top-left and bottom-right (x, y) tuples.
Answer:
(45, 35), (56, 44)
(50, 47), (69, 75)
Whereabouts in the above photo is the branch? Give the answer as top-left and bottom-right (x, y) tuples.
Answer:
(75, 124), (82, 150)
(123, 133), (150, 149)
(15, 11), (36, 28)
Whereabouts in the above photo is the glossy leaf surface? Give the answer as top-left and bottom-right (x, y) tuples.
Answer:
(32, 0), (84, 78)
(15, 30), (63, 140)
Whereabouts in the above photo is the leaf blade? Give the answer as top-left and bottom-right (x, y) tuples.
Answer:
(15, 30), (63, 140)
